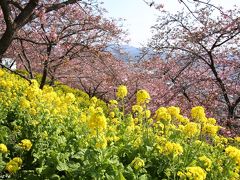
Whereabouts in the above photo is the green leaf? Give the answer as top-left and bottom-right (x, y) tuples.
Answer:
(56, 162), (69, 171)
(0, 155), (6, 172)
(139, 174), (149, 180)
(50, 174), (61, 180)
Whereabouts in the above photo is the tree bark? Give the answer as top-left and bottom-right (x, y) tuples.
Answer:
(39, 59), (49, 89)
(228, 106), (235, 119)
(39, 44), (52, 89)
(0, 30), (15, 63)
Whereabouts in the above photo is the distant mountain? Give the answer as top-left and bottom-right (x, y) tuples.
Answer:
(106, 44), (154, 62)
(120, 45), (142, 59)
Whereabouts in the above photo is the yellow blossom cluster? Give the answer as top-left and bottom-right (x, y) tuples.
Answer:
(132, 105), (143, 114)
(202, 123), (219, 136)
(161, 141), (183, 157)
(0, 69), (4, 76)
(87, 107), (107, 132)
(154, 107), (172, 124)
(116, 85), (128, 99)
(225, 146), (240, 165)
(109, 111), (115, 118)
(0, 143), (8, 153)
(109, 99), (118, 106)
(234, 137), (240, 143)
(178, 166), (206, 180)
(130, 157), (145, 170)
(207, 118), (216, 125)
(198, 155), (212, 171)
(180, 122), (200, 138)
(136, 89), (151, 105)
(191, 106), (207, 123)
(90, 96), (98, 104)
(167, 106), (180, 117)
(18, 139), (32, 151)
(95, 135), (108, 149)
(5, 157), (23, 174)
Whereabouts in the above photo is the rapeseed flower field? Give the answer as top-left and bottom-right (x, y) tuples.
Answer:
(0, 69), (240, 179)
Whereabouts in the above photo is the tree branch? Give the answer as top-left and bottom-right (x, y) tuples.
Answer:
(45, 0), (80, 13)
(0, 0), (13, 28)
(9, 1), (24, 11)
(14, 0), (39, 29)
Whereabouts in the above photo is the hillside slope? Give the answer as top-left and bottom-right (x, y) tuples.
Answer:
(0, 69), (240, 179)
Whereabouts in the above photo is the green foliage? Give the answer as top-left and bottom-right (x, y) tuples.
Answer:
(0, 69), (240, 179)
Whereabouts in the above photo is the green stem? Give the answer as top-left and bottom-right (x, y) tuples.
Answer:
(121, 98), (125, 120)
(143, 104), (149, 142)
(164, 124), (166, 137)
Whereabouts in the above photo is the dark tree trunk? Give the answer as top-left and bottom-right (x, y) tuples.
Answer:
(39, 44), (52, 89)
(228, 106), (235, 119)
(0, 30), (15, 63)
(39, 59), (49, 89)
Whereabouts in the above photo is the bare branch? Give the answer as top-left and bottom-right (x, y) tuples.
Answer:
(0, 0), (13, 28)
(14, 0), (39, 29)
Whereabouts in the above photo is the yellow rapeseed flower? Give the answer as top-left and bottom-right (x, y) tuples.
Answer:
(12, 157), (23, 166)
(225, 146), (240, 165)
(42, 85), (54, 93)
(95, 136), (108, 149)
(132, 105), (143, 114)
(18, 139), (32, 151)
(185, 166), (206, 180)
(234, 137), (240, 143)
(167, 106), (180, 117)
(177, 115), (190, 124)
(155, 107), (171, 124)
(178, 166), (206, 180)
(30, 79), (39, 87)
(65, 93), (76, 103)
(162, 141), (183, 157)
(19, 97), (31, 109)
(145, 110), (151, 118)
(90, 96), (98, 104)
(109, 99), (118, 105)
(133, 137), (142, 148)
(0, 143), (8, 153)
(88, 110), (107, 132)
(5, 157), (23, 174)
(116, 85), (128, 99)
(136, 89), (150, 105)
(202, 123), (219, 136)
(130, 157), (145, 170)
(191, 106), (207, 123)
(0, 69), (4, 76)
(199, 155), (212, 171)
(109, 111), (115, 118)
(111, 118), (120, 125)
(181, 122), (200, 138)
(207, 118), (216, 125)
(106, 135), (120, 142)
(96, 107), (103, 113)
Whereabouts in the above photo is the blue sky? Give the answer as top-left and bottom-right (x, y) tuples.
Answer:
(102, 0), (239, 47)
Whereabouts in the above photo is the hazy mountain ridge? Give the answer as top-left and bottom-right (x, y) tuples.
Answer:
(107, 44), (154, 62)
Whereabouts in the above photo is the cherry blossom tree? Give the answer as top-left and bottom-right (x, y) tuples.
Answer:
(2, 0), (125, 89)
(149, 1), (240, 119)
(0, 0), (103, 62)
